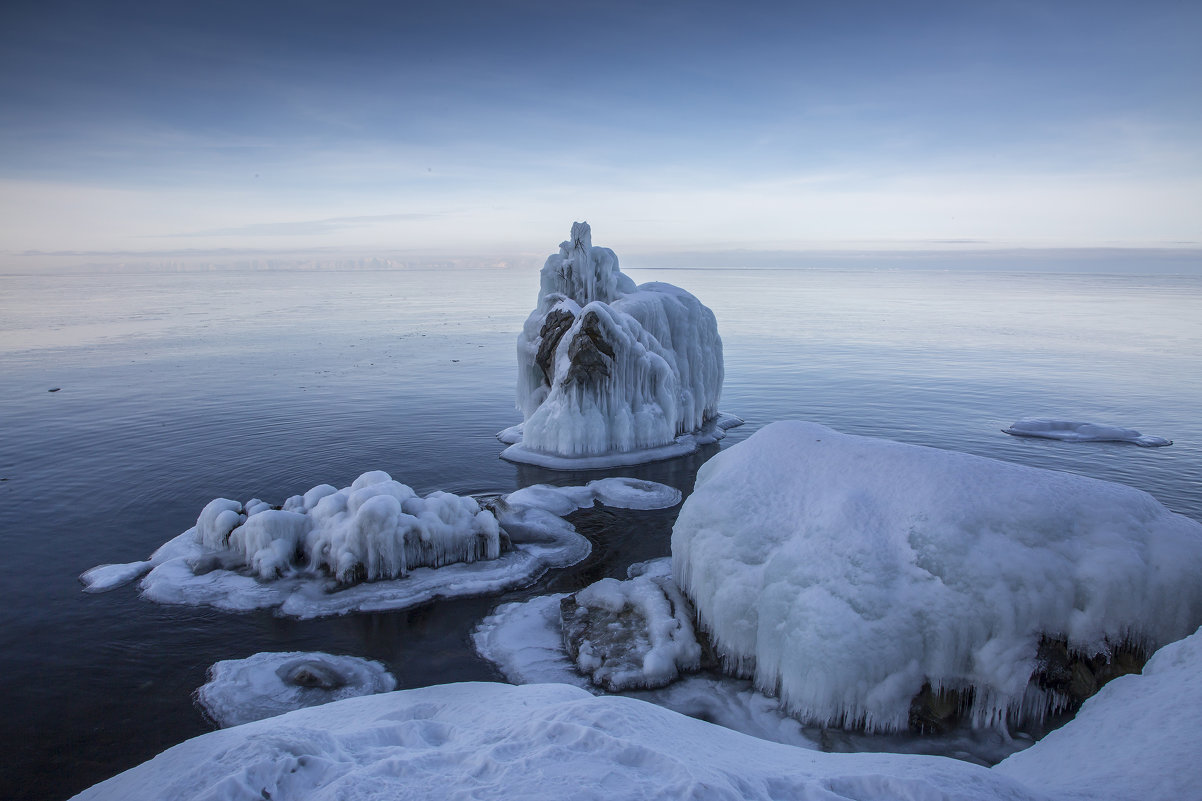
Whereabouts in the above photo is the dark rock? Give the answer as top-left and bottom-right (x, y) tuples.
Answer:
(565, 311), (615, 387)
(908, 683), (971, 734)
(276, 660), (347, 690)
(535, 308), (576, 386)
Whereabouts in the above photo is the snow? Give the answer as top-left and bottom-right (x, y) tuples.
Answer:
(1003, 417), (1172, 446)
(71, 682), (1053, 801)
(81, 473), (675, 618)
(563, 558), (701, 690)
(672, 420), (1202, 733)
(501, 222), (739, 468)
(995, 625), (1202, 801)
(195, 651), (395, 728)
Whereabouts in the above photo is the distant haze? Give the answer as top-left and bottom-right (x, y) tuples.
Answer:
(1, 0), (1199, 269)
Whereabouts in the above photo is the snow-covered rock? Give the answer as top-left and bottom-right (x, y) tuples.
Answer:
(195, 651), (396, 728)
(672, 420), (1202, 733)
(500, 222), (739, 468)
(994, 625), (1202, 801)
(1003, 417), (1171, 446)
(80, 474), (677, 618)
(71, 682), (1053, 801)
(561, 559), (701, 691)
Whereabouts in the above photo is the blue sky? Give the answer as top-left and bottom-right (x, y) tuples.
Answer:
(1, 0), (1199, 264)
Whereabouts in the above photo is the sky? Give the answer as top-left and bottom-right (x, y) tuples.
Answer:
(1, 0), (1199, 268)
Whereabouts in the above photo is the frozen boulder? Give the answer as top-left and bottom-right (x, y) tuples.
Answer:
(1003, 418), (1171, 447)
(500, 222), (739, 469)
(560, 559), (702, 691)
(672, 421), (1202, 733)
(195, 651), (396, 728)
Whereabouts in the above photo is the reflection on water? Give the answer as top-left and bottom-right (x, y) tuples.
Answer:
(2, 267), (1200, 800)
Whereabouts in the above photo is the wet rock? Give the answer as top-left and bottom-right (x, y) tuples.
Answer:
(277, 659), (349, 690)
(535, 308), (575, 386)
(565, 311), (615, 387)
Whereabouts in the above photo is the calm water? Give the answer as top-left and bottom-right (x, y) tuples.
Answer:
(2, 266), (1200, 800)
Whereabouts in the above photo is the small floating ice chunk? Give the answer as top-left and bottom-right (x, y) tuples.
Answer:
(672, 420), (1202, 733)
(501, 222), (739, 468)
(195, 651), (396, 728)
(505, 476), (681, 516)
(1003, 418), (1171, 447)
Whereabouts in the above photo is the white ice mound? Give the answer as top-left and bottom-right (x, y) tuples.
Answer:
(672, 420), (1202, 733)
(81, 473), (675, 618)
(500, 222), (739, 468)
(1003, 417), (1171, 447)
(72, 682), (1053, 801)
(561, 558), (701, 691)
(195, 651), (396, 728)
(994, 625), (1202, 801)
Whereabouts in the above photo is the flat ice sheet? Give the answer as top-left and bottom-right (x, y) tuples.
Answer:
(1003, 417), (1171, 446)
(72, 682), (1052, 801)
(195, 651), (395, 728)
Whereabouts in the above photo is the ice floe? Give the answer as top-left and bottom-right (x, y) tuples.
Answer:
(70, 681), (1053, 801)
(500, 222), (740, 468)
(1003, 417), (1171, 446)
(195, 651), (395, 728)
(672, 420), (1202, 732)
(80, 473), (678, 618)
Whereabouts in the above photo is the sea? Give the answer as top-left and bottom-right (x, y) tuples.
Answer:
(2, 264), (1200, 800)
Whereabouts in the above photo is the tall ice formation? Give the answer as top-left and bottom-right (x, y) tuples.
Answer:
(499, 222), (737, 468)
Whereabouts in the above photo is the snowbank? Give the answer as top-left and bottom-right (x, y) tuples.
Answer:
(195, 651), (395, 727)
(71, 682), (1052, 801)
(672, 421), (1202, 732)
(81, 474), (677, 618)
(501, 222), (739, 468)
(1003, 417), (1171, 446)
(995, 625), (1202, 801)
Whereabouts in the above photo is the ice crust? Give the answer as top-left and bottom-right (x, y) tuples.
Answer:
(81, 474), (677, 618)
(672, 420), (1202, 733)
(1003, 417), (1171, 446)
(195, 651), (396, 728)
(71, 682), (1053, 801)
(501, 222), (738, 467)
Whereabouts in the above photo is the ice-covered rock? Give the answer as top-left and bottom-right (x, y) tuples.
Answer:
(672, 420), (1202, 733)
(560, 559), (701, 691)
(1003, 417), (1171, 446)
(81, 474), (676, 618)
(500, 222), (739, 468)
(71, 682), (1055, 801)
(995, 625), (1202, 801)
(195, 651), (396, 728)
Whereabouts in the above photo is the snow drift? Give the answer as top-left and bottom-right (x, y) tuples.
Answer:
(500, 222), (738, 468)
(195, 651), (395, 728)
(81, 473), (677, 618)
(71, 681), (1052, 801)
(1003, 417), (1171, 447)
(672, 421), (1202, 733)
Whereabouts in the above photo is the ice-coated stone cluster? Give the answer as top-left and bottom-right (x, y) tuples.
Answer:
(499, 222), (739, 469)
(81, 473), (680, 618)
(560, 559), (701, 691)
(195, 651), (396, 728)
(671, 421), (1202, 733)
